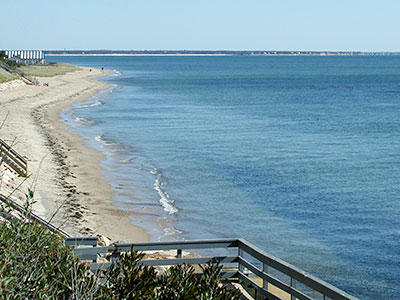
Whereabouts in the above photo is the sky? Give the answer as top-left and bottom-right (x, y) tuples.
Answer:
(1, 0), (399, 51)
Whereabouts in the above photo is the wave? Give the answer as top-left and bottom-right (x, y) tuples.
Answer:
(78, 100), (103, 109)
(162, 226), (183, 237)
(120, 157), (136, 164)
(71, 114), (95, 126)
(94, 135), (119, 147)
(152, 168), (179, 215)
(110, 69), (122, 77)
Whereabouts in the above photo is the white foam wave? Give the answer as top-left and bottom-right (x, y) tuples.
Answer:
(111, 70), (122, 77)
(72, 115), (95, 125)
(78, 100), (103, 109)
(120, 157), (136, 164)
(94, 135), (118, 147)
(152, 168), (179, 215)
(162, 227), (183, 237)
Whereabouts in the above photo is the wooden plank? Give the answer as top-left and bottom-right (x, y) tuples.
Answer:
(140, 256), (237, 266)
(115, 239), (239, 252)
(78, 254), (98, 261)
(0, 138), (28, 177)
(0, 138), (27, 164)
(90, 262), (112, 273)
(66, 236), (98, 247)
(73, 246), (110, 256)
(1, 155), (27, 177)
(220, 271), (238, 279)
(0, 138), (27, 165)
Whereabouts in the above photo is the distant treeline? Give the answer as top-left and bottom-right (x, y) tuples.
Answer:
(45, 50), (400, 56)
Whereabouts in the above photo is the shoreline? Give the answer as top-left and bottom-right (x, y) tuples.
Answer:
(0, 68), (149, 242)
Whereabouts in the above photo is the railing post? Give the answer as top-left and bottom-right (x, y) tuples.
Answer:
(263, 263), (269, 291)
(238, 247), (244, 273)
(111, 251), (120, 264)
(177, 249), (182, 258)
(290, 277), (296, 300)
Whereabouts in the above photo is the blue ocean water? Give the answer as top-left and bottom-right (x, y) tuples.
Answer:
(52, 56), (400, 299)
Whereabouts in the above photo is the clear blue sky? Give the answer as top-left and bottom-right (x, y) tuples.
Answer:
(2, 0), (399, 51)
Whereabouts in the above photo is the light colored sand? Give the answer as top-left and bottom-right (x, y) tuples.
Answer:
(0, 68), (149, 242)
(0, 79), (25, 91)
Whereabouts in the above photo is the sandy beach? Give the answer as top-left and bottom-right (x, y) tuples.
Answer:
(0, 68), (149, 242)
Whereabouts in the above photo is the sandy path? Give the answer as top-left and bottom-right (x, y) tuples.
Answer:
(0, 68), (149, 242)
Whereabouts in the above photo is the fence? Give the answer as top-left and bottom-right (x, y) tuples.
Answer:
(0, 138), (28, 177)
(0, 193), (70, 237)
(0, 188), (358, 300)
(68, 237), (358, 300)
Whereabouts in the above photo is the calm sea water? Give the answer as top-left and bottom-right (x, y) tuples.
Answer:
(51, 56), (400, 299)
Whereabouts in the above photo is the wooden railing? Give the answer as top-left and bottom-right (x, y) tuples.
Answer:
(0, 193), (69, 237)
(68, 237), (358, 300)
(0, 138), (28, 177)
(0, 188), (358, 300)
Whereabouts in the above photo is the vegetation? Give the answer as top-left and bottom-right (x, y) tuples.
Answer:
(104, 251), (241, 300)
(0, 193), (240, 299)
(0, 68), (18, 83)
(0, 190), (100, 299)
(17, 63), (80, 77)
(0, 56), (21, 68)
(0, 61), (80, 83)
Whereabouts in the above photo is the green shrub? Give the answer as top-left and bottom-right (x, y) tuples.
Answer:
(0, 193), (104, 299)
(0, 57), (21, 68)
(0, 193), (240, 299)
(103, 251), (157, 299)
(154, 262), (241, 300)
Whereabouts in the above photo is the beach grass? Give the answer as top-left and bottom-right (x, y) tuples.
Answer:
(0, 67), (18, 83)
(18, 63), (81, 77)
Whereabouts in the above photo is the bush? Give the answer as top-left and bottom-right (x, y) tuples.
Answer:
(0, 191), (104, 299)
(0, 194), (240, 299)
(103, 251), (157, 299)
(153, 262), (241, 300)
(102, 250), (241, 300)
(0, 57), (21, 68)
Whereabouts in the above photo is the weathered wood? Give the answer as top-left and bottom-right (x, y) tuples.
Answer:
(69, 238), (358, 300)
(114, 239), (239, 252)
(140, 256), (237, 266)
(238, 239), (358, 300)
(0, 138), (28, 177)
(0, 193), (69, 237)
(65, 236), (98, 247)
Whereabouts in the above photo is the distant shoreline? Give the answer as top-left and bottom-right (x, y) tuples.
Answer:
(45, 50), (400, 57)
(47, 53), (234, 57)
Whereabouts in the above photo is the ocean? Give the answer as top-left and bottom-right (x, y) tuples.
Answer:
(51, 55), (400, 299)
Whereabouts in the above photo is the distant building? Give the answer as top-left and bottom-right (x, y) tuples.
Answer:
(4, 50), (45, 64)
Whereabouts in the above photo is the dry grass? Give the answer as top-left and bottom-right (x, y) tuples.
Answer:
(18, 63), (81, 77)
(0, 68), (18, 83)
